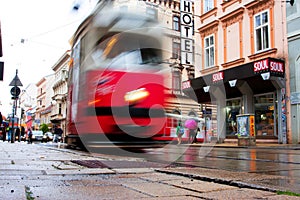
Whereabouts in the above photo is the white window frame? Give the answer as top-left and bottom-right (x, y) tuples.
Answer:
(254, 10), (271, 53)
(173, 15), (180, 31)
(204, 34), (215, 68)
(204, 0), (214, 13)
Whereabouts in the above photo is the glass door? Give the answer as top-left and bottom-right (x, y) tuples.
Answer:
(226, 98), (242, 136)
(254, 93), (277, 137)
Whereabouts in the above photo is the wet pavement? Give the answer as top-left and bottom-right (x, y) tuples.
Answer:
(0, 141), (300, 199)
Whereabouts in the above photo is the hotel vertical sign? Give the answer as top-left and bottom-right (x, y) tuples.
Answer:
(180, 0), (194, 65)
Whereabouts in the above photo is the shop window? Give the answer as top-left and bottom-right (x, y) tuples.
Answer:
(254, 10), (270, 53)
(204, 0), (214, 13)
(254, 93), (276, 137)
(173, 15), (180, 31)
(204, 34), (215, 68)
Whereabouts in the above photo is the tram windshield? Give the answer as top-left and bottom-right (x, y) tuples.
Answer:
(85, 31), (163, 72)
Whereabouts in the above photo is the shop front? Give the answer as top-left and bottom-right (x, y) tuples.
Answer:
(183, 57), (286, 143)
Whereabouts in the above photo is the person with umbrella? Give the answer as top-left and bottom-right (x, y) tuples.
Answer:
(185, 118), (198, 143)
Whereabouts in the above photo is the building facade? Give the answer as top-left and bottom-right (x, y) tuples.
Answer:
(287, 0), (300, 144)
(19, 83), (37, 131)
(183, 0), (290, 143)
(50, 51), (69, 138)
(35, 74), (55, 130)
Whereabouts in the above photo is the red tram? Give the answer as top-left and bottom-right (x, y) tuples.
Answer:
(65, 1), (167, 148)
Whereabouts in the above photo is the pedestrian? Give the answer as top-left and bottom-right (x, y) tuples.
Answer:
(21, 126), (25, 141)
(188, 128), (197, 143)
(2, 124), (6, 142)
(16, 127), (21, 142)
(185, 118), (198, 144)
(176, 121), (184, 145)
(27, 128), (33, 144)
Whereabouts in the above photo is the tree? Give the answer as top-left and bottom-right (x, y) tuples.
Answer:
(39, 123), (49, 133)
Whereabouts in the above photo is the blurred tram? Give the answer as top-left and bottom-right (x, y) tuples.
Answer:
(65, 1), (168, 148)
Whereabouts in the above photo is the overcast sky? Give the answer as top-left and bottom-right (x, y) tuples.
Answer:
(0, 0), (98, 116)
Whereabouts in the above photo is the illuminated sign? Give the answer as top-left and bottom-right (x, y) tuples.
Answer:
(180, 0), (194, 65)
(254, 59), (268, 73)
(253, 58), (284, 75)
(212, 71), (224, 83)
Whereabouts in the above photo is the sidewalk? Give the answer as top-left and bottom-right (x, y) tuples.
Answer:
(1, 141), (300, 200)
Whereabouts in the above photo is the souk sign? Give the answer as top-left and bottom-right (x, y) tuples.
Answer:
(253, 58), (285, 77)
(180, 0), (194, 65)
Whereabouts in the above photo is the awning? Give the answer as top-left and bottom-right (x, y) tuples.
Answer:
(183, 57), (285, 103)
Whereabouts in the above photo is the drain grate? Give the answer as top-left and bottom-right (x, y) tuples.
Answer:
(71, 160), (109, 168)
(71, 160), (196, 169)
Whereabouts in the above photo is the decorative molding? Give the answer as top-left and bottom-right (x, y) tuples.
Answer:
(221, 0), (242, 12)
(200, 66), (219, 75)
(221, 58), (245, 68)
(248, 48), (278, 60)
(199, 20), (219, 37)
(220, 7), (244, 28)
(245, 0), (275, 17)
(200, 7), (218, 23)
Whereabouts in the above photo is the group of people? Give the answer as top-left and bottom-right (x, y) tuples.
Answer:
(176, 120), (199, 145)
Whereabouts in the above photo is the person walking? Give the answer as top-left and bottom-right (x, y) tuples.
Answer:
(185, 118), (198, 144)
(176, 121), (184, 145)
(27, 128), (33, 144)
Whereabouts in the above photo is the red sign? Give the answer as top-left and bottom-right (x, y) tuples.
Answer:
(182, 80), (191, 90)
(254, 58), (284, 75)
(270, 61), (284, 73)
(212, 72), (224, 83)
(254, 59), (268, 73)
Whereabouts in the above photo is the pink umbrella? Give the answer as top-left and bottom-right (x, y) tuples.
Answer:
(184, 119), (197, 130)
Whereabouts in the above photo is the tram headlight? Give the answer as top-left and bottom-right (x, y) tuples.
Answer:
(124, 88), (149, 104)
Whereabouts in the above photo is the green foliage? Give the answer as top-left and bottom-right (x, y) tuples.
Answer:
(277, 191), (300, 196)
(39, 123), (49, 133)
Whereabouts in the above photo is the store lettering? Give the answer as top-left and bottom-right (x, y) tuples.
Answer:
(182, 80), (191, 90)
(212, 72), (224, 83)
(270, 61), (284, 73)
(254, 59), (268, 72)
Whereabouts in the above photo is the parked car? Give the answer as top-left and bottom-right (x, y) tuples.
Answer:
(31, 130), (44, 141)
(41, 132), (53, 143)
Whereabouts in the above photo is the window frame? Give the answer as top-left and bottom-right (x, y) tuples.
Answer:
(204, 0), (214, 13)
(172, 41), (180, 59)
(204, 34), (215, 68)
(173, 15), (180, 31)
(254, 10), (271, 53)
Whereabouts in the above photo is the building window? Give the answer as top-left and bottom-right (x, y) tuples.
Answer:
(204, 34), (215, 68)
(172, 70), (182, 94)
(172, 42), (180, 59)
(204, 0), (214, 13)
(173, 16), (180, 31)
(58, 103), (62, 115)
(254, 10), (270, 52)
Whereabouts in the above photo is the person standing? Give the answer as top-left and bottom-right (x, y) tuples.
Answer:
(16, 127), (21, 142)
(27, 128), (33, 144)
(176, 121), (184, 145)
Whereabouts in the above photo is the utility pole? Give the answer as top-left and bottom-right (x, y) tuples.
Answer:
(9, 69), (23, 143)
